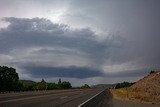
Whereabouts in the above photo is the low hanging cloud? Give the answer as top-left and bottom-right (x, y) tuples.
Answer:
(0, 17), (115, 78)
(0, 17), (160, 80)
(22, 66), (104, 79)
(0, 17), (108, 58)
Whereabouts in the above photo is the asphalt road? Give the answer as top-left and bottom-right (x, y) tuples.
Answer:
(0, 89), (103, 107)
(1, 89), (160, 107)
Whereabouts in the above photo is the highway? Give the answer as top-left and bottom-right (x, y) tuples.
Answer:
(1, 89), (160, 107)
(0, 89), (103, 107)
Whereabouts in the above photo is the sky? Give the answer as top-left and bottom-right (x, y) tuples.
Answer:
(0, 0), (160, 86)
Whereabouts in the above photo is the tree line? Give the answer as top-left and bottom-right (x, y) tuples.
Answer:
(0, 66), (72, 92)
(115, 81), (134, 89)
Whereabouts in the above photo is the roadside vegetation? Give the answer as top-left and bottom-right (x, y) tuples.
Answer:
(111, 88), (160, 104)
(115, 81), (134, 89)
(0, 65), (72, 92)
(81, 84), (90, 89)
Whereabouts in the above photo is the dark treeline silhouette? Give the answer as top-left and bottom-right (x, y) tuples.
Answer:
(0, 66), (72, 92)
(30, 79), (72, 91)
(0, 66), (23, 92)
(149, 70), (156, 74)
(115, 81), (134, 89)
(81, 84), (90, 89)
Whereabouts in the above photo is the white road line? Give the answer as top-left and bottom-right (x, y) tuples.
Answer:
(78, 89), (105, 107)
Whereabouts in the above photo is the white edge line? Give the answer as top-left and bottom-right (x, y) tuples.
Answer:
(78, 89), (106, 107)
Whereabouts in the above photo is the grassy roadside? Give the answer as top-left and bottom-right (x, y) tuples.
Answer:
(110, 88), (160, 104)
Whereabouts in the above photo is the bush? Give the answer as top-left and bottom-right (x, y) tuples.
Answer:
(59, 81), (72, 89)
(47, 83), (58, 90)
(81, 84), (90, 89)
(115, 82), (134, 89)
(150, 70), (156, 74)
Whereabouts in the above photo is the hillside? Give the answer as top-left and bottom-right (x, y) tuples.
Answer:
(129, 71), (160, 97)
(111, 71), (160, 104)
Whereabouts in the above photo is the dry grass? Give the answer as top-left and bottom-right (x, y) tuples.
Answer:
(111, 87), (160, 104)
(111, 72), (160, 104)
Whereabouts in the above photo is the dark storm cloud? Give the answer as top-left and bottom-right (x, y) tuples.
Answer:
(1, 0), (160, 79)
(0, 17), (63, 53)
(21, 64), (152, 79)
(1, 17), (140, 78)
(0, 17), (125, 65)
(0, 0), (160, 84)
(61, 0), (160, 68)
(22, 66), (104, 79)
(2, 17), (64, 33)
(1, 16), (160, 77)
(0, 17), (103, 54)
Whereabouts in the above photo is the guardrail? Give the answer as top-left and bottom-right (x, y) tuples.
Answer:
(78, 89), (112, 107)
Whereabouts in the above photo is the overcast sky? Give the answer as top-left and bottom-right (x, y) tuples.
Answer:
(0, 0), (160, 86)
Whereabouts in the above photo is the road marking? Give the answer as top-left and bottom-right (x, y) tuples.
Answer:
(78, 89), (106, 107)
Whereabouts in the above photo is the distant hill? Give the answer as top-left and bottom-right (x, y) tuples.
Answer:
(111, 71), (160, 104)
(19, 80), (36, 86)
(91, 84), (116, 88)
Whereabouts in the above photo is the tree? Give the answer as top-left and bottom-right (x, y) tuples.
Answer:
(47, 83), (58, 90)
(0, 65), (73, 92)
(59, 81), (72, 89)
(81, 84), (90, 89)
(32, 79), (47, 90)
(58, 78), (61, 84)
(41, 79), (46, 83)
(150, 70), (156, 74)
(115, 81), (134, 89)
(0, 66), (19, 91)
